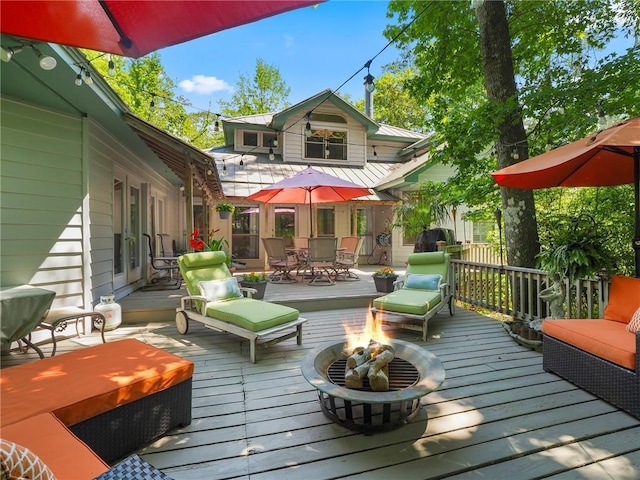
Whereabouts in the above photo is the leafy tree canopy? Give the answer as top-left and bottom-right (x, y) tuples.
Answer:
(218, 58), (291, 117)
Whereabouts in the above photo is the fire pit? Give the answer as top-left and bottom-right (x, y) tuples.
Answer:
(301, 339), (445, 433)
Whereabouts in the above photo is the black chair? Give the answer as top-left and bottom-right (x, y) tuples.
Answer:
(143, 233), (181, 290)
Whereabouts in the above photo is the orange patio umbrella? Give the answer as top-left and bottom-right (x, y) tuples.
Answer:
(0, 1), (323, 58)
(247, 166), (371, 238)
(492, 117), (640, 277)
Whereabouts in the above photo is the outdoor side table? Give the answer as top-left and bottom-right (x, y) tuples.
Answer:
(0, 285), (55, 358)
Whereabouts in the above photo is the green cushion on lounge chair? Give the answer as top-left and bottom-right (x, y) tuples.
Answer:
(373, 289), (442, 316)
(206, 298), (299, 332)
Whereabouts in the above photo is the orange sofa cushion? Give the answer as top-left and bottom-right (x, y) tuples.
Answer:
(1, 412), (109, 479)
(543, 319), (636, 370)
(0, 339), (194, 428)
(603, 275), (640, 323)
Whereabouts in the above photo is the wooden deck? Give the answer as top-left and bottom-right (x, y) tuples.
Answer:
(2, 270), (639, 479)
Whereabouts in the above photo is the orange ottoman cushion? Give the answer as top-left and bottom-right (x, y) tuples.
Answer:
(1, 412), (109, 479)
(543, 319), (636, 370)
(1, 339), (194, 427)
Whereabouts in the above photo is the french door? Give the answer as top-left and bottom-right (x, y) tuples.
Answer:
(113, 172), (142, 290)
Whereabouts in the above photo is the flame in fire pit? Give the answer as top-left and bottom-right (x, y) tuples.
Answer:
(342, 304), (390, 352)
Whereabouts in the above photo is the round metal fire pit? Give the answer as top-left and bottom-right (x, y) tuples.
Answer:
(301, 339), (445, 433)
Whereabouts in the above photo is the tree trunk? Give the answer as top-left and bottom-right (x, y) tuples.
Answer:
(476, 1), (539, 268)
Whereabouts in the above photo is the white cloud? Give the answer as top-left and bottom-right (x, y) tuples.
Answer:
(179, 75), (233, 95)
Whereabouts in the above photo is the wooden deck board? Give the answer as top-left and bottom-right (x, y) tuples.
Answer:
(2, 298), (639, 479)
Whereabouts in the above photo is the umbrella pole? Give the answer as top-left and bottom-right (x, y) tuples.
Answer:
(309, 196), (313, 238)
(634, 147), (640, 277)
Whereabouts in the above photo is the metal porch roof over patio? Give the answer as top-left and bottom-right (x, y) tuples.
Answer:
(210, 149), (401, 202)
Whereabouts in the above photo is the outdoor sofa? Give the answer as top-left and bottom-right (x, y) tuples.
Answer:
(542, 275), (640, 419)
(0, 339), (193, 478)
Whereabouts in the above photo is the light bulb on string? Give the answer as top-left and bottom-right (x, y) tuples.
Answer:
(84, 70), (93, 85)
(272, 136), (278, 148)
(269, 147), (275, 161)
(214, 114), (220, 132)
(108, 55), (115, 77)
(239, 155), (245, 168)
(149, 96), (156, 112)
(75, 70), (83, 86)
(373, 145), (377, 158)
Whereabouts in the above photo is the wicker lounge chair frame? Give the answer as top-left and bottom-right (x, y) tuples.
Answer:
(70, 378), (192, 463)
(543, 332), (639, 419)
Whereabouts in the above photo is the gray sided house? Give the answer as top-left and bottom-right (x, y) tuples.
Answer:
(208, 89), (464, 269)
(0, 39), (222, 336)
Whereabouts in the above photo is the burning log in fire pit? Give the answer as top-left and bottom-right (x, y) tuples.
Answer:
(344, 341), (395, 391)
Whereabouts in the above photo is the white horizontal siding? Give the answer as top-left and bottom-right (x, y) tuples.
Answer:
(0, 98), (85, 308)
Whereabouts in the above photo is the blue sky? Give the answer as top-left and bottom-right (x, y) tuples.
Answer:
(158, 0), (399, 114)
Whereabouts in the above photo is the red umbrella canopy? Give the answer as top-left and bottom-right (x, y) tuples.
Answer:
(247, 166), (371, 237)
(247, 166), (371, 204)
(1, 1), (323, 58)
(492, 117), (640, 188)
(492, 116), (640, 277)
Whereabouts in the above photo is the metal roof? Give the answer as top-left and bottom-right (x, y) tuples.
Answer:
(124, 112), (224, 201)
(209, 148), (399, 203)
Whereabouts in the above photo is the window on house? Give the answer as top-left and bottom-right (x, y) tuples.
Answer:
(317, 207), (335, 236)
(242, 131), (258, 147)
(232, 206), (260, 259)
(305, 129), (347, 161)
(263, 132), (277, 148)
(353, 207), (373, 255)
(473, 221), (492, 243)
(274, 207), (295, 242)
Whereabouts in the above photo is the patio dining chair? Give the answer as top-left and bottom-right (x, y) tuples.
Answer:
(262, 237), (299, 283)
(307, 237), (338, 286)
(142, 233), (181, 290)
(335, 236), (364, 281)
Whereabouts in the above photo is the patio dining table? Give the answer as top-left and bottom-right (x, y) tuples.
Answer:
(0, 285), (56, 357)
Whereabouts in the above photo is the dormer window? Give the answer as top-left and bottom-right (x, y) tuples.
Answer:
(241, 131), (278, 149)
(305, 129), (347, 160)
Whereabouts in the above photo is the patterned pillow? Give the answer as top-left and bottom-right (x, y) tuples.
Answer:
(0, 439), (55, 480)
(198, 277), (242, 302)
(625, 306), (640, 333)
(404, 274), (442, 291)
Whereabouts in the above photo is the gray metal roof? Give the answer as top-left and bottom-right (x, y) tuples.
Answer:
(210, 148), (399, 202)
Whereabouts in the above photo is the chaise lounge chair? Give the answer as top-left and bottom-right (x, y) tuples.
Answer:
(176, 251), (307, 362)
(371, 251), (454, 341)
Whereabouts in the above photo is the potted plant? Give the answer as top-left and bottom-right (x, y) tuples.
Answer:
(239, 272), (268, 299)
(372, 266), (398, 293)
(215, 202), (235, 220)
(190, 229), (232, 268)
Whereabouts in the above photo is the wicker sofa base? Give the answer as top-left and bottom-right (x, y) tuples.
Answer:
(70, 378), (192, 464)
(543, 334), (639, 419)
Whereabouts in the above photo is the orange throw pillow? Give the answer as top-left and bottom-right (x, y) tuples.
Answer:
(603, 275), (640, 323)
(626, 307), (640, 333)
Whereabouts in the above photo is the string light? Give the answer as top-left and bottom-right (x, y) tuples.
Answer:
(108, 54), (115, 77)
(214, 114), (220, 132)
(149, 95), (156, 112)
(272, 135), (278, 148)
(324, 142), (330, 158)
(239, 155), (245, 168)
(304, 112), (313, 138)
(373, 145), (377, 158)
(268, 147), (275, 161)
(363, 60), (375, 93)
(84, 70), (93, 85)
(74, 70), (83, 86)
